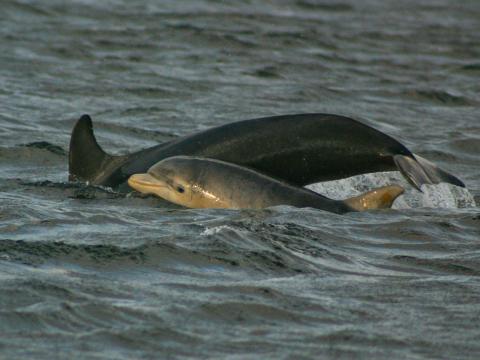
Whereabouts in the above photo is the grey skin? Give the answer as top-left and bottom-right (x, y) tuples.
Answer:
(127, 156), (405, 214)
(69, 113), (465, 192)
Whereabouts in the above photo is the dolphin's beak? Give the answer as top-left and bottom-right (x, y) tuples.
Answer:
(128, 173), (166, 194)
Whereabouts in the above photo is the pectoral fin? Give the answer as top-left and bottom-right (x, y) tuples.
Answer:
(393, 155), (431, 191)
(394, 154), (465, 191)
(413, 154), (465, 188)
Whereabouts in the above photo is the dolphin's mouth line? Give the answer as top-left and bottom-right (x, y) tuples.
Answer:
(128, 173), (170, 193)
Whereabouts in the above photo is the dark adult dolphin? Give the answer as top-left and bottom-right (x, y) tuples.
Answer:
(127, 156), (404, 213)
(68, 113), (465, 192)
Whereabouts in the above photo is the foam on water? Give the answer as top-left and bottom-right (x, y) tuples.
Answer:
(306, 171), (476, 210)
(201, 225), (236, 236)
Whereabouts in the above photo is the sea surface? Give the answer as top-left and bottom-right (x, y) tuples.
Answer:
(1, 0), (479, 359)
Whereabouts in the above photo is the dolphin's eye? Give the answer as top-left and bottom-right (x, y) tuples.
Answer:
(176, 186), (185, 194)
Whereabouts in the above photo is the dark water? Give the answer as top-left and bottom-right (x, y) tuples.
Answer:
(1, 0), (480, 359)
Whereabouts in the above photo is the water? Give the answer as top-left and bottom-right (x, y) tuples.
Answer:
(1, 0), (479, 359)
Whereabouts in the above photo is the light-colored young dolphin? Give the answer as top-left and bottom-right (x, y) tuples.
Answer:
(128, 156), (404, 214)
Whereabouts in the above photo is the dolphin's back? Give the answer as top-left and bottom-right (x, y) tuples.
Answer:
(68, 113), (464, 191)
(118, 114), (409, 185)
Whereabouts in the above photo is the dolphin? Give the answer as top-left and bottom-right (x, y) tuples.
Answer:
(68, 113), (465, 192)
(127, 156), (405, 213)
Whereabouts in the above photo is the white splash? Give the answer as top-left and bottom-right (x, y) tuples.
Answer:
(201, 225), (236, 236)
(306, 171), (476, 209)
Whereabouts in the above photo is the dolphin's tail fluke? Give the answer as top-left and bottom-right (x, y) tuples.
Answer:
(393, 154), (465, 191)
(344, 185), (404, 211)
(68, 115), (127, 186)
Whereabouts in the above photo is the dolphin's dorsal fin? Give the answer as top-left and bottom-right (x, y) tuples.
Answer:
(68, 115), (126, 185)
(344, 185), (404, 211)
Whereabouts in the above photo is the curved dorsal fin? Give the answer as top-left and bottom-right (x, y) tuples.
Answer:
(68, 115), (116, 184)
